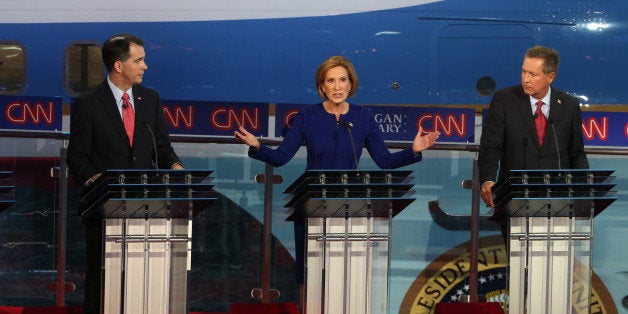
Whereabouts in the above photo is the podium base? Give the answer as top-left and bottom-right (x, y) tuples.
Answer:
(0, 307), (229, 314)
(229, 303), (299, 314)
(0, 306), (83, 314)
(435, 302), (504, 314)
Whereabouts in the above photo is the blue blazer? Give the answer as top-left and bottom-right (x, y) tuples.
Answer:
(250, 103), (421, 170)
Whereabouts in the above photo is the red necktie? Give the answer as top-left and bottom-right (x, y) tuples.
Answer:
(122, 92), (135, 146)
(534, 100), (546, 146)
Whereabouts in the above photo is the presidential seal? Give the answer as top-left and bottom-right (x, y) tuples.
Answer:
(398, 235), (617, 314)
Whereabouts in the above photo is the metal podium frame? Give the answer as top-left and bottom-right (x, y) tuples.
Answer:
(284, 169), (415, 314)
(491, 169), (616, 314)
(79, 169), (215, 314)
(0, 171), (15, 214)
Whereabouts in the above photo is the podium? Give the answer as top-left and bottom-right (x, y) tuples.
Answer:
(284, 169), (415, 314)
(79, 169), (215, 314)
(491, 169), (616, 313)
(0, 171), (15, 214)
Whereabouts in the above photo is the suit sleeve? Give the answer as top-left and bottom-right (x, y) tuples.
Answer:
(152, 93), (182, 168)
(67, 97), (97, 185)
(478, 91), (507, 183)
(567, 99), (589, 169)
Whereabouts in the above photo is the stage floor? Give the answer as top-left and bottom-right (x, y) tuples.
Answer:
(0, 303), (300, 314)
(0, 306), (226, 314)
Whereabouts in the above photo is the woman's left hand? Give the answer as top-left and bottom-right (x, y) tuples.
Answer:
(412, 126), (440, 154)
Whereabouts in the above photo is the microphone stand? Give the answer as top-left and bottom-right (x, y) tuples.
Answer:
(549, 121), (561, 170)
(144, 122), (159, 170)
(342, 121), (358, 170)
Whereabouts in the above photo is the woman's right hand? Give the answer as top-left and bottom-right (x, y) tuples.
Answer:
(234, 126), (260, 150)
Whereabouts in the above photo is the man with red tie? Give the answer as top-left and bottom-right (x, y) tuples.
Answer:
(478, 45), (588, 208)
(67, 33), (183, 314)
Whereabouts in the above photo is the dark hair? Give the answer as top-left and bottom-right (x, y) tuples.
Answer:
(102, 33), (145, 72)
(315, 56), (359, 99)
(525, 46), (559, 74)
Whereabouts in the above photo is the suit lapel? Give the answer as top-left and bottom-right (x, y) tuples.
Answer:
(99, 82), (132, 148)
(514, 87), (541, 150)
(541, 87), (564, 153)
(548, 87), (563, 124)
(132, 86), (147, 141)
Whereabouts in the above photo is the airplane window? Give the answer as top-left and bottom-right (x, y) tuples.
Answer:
(65, 43), (103, 95)
(476, 76), (496, 96)
(0, 43), (25, 94)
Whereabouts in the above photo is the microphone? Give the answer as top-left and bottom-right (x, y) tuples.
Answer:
(337, 120), (353, 128)
(338, 120), (358, 169)
(144, 122), (159, 170)
(522, 137), (528, 170)
(548, 119), (561, 170)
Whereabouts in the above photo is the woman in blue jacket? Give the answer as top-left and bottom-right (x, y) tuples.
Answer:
(234, 55), (440, 298)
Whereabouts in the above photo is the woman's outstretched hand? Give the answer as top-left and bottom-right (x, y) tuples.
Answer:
(234, 126), (260, 150)
(412, 126), (441, 154)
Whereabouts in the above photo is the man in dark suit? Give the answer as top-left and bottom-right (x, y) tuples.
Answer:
(478, 45), (588, 208)
(67, 33), (184, 314)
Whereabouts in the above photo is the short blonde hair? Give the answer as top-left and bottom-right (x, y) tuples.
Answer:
(315, 56), (359, 99)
